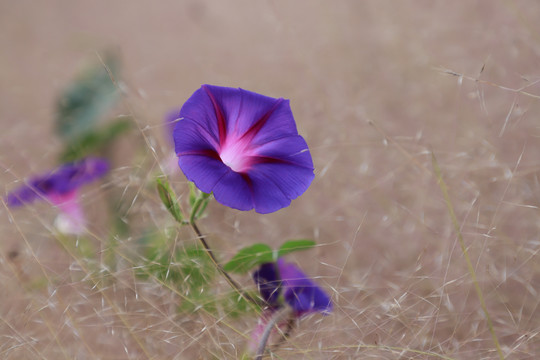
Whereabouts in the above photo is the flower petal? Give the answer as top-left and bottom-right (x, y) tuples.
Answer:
(199, 85), (299, 145)
(245, 170), (292, 214)
(5, 183), (42, 206)
(215, 135), (313, 214)
(250, 136), (314, 200)
(246, 163), (314, 213)
(4, 158), (109, 207)
(252, 262), (281, 306)
(179, 152), (258, 211)
(55, 157), (109, 192)
(179, 86), (223, 146)
(49, 191), (86, 234)
(174, 117), (220, 155)
(212, 171), (254, 211)
(247, 98), (300, 146)
(177, 155), (230, 194)
(253, 135), (314, 169)
(277, 259), (332, 316)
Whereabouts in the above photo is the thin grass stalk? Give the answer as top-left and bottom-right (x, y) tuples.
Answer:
(432, 152), (504, 360)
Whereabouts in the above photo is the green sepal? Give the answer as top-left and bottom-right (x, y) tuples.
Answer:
(189, 190), (211, 223)
(156, 177), (184, 223)
(188, 182), (197, 207)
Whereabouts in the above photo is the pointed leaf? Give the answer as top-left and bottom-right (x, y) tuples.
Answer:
(224, 243), (274, 274)
(188, 182), (197, 207)
(277, 239), (316, 258)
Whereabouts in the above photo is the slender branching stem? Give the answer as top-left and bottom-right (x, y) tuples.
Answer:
(189, 219), (258, 306)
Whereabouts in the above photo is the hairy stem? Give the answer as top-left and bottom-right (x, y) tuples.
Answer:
(255, 307), (293, 360)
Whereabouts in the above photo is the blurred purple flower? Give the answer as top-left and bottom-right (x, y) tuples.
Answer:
(253, 258), (332, 317)
(174, 84), (314, 214)
(5, 157), (109, 234)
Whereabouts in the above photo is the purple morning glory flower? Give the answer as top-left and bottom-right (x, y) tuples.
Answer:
(174, 85), (314, 214)
(5, 157), (109, 234)
(253, 258), (332, 317)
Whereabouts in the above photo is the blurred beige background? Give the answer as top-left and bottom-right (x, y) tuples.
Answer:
(1, 1), (540, 359)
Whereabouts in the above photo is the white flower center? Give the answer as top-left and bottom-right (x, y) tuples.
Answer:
(219, 137), (254, 173)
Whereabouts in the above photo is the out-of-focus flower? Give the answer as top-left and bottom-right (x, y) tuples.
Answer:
(253, 258), (332, 317)
(174, 84), (314, 214)
(5, 157), (109, 234)
(249, 258), (332, 353)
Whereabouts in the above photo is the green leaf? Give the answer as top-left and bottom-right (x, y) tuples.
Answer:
(277, 239), (316, 258)
(223, 243), (274, 274)
(156, 177), (184, 223)
(55, 53), (120, 140)
(59, 117), (132, 162)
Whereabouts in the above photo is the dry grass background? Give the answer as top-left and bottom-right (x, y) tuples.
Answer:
(1, 1), (540, 359)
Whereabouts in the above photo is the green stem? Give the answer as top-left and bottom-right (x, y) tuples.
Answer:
(432, 152), (504, 360)
(189, 192), (210, 223)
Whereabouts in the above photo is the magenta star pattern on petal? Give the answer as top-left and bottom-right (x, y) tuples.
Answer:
(174, 85), (314, 214)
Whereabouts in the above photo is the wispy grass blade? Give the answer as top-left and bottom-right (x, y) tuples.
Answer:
(431, 151), (504, 360)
